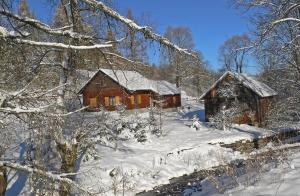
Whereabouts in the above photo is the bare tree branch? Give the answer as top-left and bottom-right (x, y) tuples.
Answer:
(0, 9), (94, 41)
(81, 0), (197, 58)
(0, 161), (94, 195)
(0, 25), (112, 50)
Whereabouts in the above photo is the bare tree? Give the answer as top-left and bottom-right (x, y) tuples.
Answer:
(119, 9), (149, 63)
(233, 0), (300, 127)
(218, 34), (250, 73)
(160, 26), (206, 89)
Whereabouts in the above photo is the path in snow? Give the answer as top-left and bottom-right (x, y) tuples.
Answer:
(78, 99), (274, 195)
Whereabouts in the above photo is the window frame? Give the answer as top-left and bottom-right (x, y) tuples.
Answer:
(109, 96), (116, 106)
(89, 97), (97, 108)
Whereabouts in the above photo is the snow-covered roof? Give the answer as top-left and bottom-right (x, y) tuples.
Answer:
(75, 69), (96, 92)
(200, 71), (277, 99)
(152, 80), (180, 96)
(78, 68), (180, 95)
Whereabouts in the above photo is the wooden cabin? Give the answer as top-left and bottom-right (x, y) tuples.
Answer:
(78, 69), (181, 111)
(200, 71), (277, 126)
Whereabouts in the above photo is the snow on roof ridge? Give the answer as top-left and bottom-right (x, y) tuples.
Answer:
(200, 71), (277, 99)
(232, 72), (278, 97)
(78, 68), (180, 95)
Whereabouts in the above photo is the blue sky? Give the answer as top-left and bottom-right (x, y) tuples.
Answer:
(116, 0), (252, 71)
(26, 0), (253, 72)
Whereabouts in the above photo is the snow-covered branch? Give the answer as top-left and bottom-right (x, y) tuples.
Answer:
(81, 0), (197, 58)
(0, 161), (94, 195)
(11, 38), (112, 50)
(0, 9), (94, 40)
(2, 37), (112, 50)
(0, 105), (51, 114)
(272, 17), (300, 25)
(0, 25), (112, 50)
(103, 52), (144, 65)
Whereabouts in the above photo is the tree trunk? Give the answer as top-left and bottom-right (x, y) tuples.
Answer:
(175, 75), (181, 88)
(0, 166), (7, 196)
(58, 143), (78, 196)
(56, 1), (81, 195)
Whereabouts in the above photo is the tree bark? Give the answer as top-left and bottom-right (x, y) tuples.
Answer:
(58, 143), (78, 196)
(0, 166), (7, 196)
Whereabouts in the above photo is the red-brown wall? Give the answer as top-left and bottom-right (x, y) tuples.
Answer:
(81, 71), (181, 111)
(161, 94), (181, 108)
(203, 74), (274, 126)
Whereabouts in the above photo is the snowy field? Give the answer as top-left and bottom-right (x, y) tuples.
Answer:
(186, 147), (300, 196)
(76, 97), (278, 195)
(229, 150), (300, 196)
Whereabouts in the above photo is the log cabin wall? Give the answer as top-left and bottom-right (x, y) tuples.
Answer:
(161, 94), (181, 108)
(82, 71), (152, 111)
(81, 71), (181, 111)
(82, 71), (124, 110)
(257, 97), (273, 126)
(203, 75), (271, 126)
(125, 90), (152, 110)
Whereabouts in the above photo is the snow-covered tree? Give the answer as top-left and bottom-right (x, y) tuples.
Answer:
(210, 80), (247, 130)
(234, 0), (300, 128)
(0, 0), (198, 195)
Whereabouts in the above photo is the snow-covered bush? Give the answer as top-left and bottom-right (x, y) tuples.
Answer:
(191, 114), (201, 130)
(210, 101), (247, 130)
(210, 79), (255, 130)
(148, 106), (163, 136)
(109, 167), (135, 196)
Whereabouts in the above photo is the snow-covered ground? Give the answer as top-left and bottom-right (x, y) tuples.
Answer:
(187, 147), (300, 196)
(230, 150), (300, 196)
(77, 97), (277, 195)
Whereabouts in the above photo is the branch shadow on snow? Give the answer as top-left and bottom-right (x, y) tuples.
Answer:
(181, 108), (206, 122)
(6, 142), (28, 196)
(232, 127), (265, 138)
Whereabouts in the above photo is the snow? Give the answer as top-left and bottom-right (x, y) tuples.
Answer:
(76, 97), (277, 195)
(78, 68), (180, 95)
(0, 8), (94, 40)
(234, 72), (278, 97)
(0, 25), (110, 49)
(208, 124), (274, 145)
(0, 26), (9, 36)
(153, 80), (180, 95)
(100, 68), (152, 91)
(200, 71), (277, 99)
(15, 39), (112, 50)
(179, 143), (300, 196)
(220, 149), (300, 196)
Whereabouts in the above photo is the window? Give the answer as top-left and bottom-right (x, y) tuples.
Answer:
(130, 95), (134, 105)
(173, 96), (176, 104)
(89, 97), (97, 108)
(133, 95), (142, 105)
(104, 97), (109, 106)
(115, 96), (121, 105)
(104, 96), (117, 106)
(109, 96), (116, 106)
(211, 89), (216, 97)
(137, 95), (142, 104)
